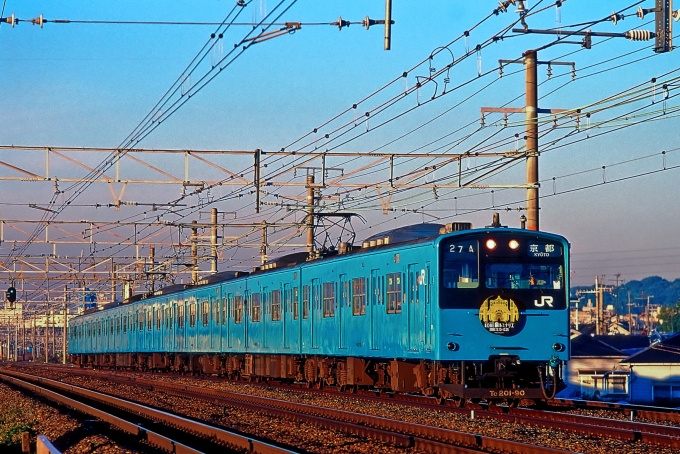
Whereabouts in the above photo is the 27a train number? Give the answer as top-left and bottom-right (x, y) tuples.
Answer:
(488, 389), (526, 397)
(533, 296), (553, 307)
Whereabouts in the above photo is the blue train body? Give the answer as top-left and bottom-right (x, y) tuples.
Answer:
(69, 222), (570, 403)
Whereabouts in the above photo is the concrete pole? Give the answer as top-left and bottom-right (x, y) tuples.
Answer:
(191, 220), (198, 284)
(524, 50), (539, 231)
(45, 308), (49, 363)
(63, 302), (67, 365)
(149, 247), (155, 293)
(384, 0), (393, 50)
(32, 316), (36, 361)
(306, 174), (315, 259)
(211, 208), (218, 274)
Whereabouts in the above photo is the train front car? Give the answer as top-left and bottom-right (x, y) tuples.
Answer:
(435, 227), (569, 405)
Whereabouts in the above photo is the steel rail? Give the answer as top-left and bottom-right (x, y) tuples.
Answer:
(0, 370), (297, 454)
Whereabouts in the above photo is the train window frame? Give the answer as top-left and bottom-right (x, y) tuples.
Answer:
(271, 289), (281, 321)
(251, 293), (261, 322)
(165, 306), (172, 329)
(139, 310), (145, 331)
(123, 314), (128, 333)
(302, 286), (310, 319)
(234, 295), (243, 324)
(323, 282), (335, 317)
(189, 302), (197, 328)
(147, 309), (153, 331)
(177, 303), (185, 329)
(110, 318), (114, 334)
(213, 298), (220, 325)
(293, 287), (299, 320)
(201, 300), (209, 326)
(386, 273), (402, 314)
(156, 307), (162, 330)
(222, 297), (228, 325)
(352, 277), (366, 316)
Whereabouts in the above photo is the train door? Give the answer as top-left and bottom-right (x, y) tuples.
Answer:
(408, 264), (423, 351)
(261, 287), (268, 349)
(424, 262), (433, 351)
(339, 274), (348, 350)
(283, 283), (290, 349)
(225, 292), (233, 349)
(244, 290), (250, 350)
(311, 278), (320, 349)
(370, 269), (381, 350)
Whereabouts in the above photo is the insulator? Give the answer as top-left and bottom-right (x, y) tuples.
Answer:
(626, 29), (652, 41)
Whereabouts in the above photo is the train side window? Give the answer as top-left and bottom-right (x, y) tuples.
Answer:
(251, 293), (261, 322)
(293, 287), (299, 319)
(271, 290), (281, 321)
(202, 301), (209, 326)
(234, 295), (243, 324)
(178, 304), (185, 328)
(110, 318), (114, 334)
(156, 307), (162, 330)
(164, 307), (171, 328)
(352, 278), (366, 316)
(213, 299), (220, 325)
(123, 315), (127, 333)
(442, 240), (479, 289)
(386, 273), (402, 314)
(147, 310), (152, 331)
(302, 286), (310, 319)
(222, 297), (228, 325)
(189, 303), (197, 327)
(323, 282), (335, 317)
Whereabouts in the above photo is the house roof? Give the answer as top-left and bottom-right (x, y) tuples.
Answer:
(622, 333), (680, 364)
(571, 333), (627, 357)
(591, 334), (650, 352)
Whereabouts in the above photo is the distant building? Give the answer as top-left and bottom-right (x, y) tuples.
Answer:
(560, 331), (634, 400)
(622, 332), (680, 405)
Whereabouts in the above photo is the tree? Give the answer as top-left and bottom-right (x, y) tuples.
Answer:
(658, 301), (680, 333)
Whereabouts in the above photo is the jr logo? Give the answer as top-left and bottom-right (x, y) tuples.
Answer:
(534, 296), (554, 308)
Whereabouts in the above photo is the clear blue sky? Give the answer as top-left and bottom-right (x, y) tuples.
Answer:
(2, 0), (680, 288)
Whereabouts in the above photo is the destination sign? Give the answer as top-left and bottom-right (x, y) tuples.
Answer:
(527, 242), (561, 258)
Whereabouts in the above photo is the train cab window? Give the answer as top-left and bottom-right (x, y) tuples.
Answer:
(352, 278), (366, 316)
(177, 304), (185, 328)
(442, 240), (479, 289)
(252, 293), (261, 322)
(323, 282), (335, 317)
(485, 263), (564, 290)
(234, 296), (243, 324)
(386, 273), (402, 314)
(271, 290), (281, 321)
(189, 303), (197, 327)
(202, 301), (209, 326)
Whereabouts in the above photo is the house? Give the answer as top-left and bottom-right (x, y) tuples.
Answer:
(559, 330), (633, 400)
(621, 332), (680, 405)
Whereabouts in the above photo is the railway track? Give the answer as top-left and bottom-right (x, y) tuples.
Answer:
(0, 369), (298, 454)
(53, 365), (680, 449)
(3, 365), (575, 454)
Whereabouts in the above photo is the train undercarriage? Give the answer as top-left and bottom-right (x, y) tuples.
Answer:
(69, 352), (564, 405)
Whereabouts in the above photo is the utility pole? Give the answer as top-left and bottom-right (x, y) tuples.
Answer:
(191, 220), (198, 284)
(635, 294), (654, 334)
(306, 174), (316, 259)
(481, 51), (571, 230)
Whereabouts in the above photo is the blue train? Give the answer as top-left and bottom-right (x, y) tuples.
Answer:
(69, 215), (570, 404)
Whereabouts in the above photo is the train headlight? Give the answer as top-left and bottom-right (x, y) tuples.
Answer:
(552, 342), (566, 352)
(508, 239), (520, 250)
(485, 239), (497, 250)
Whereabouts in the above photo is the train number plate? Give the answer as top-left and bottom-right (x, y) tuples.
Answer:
(488, 389), (526, 398)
